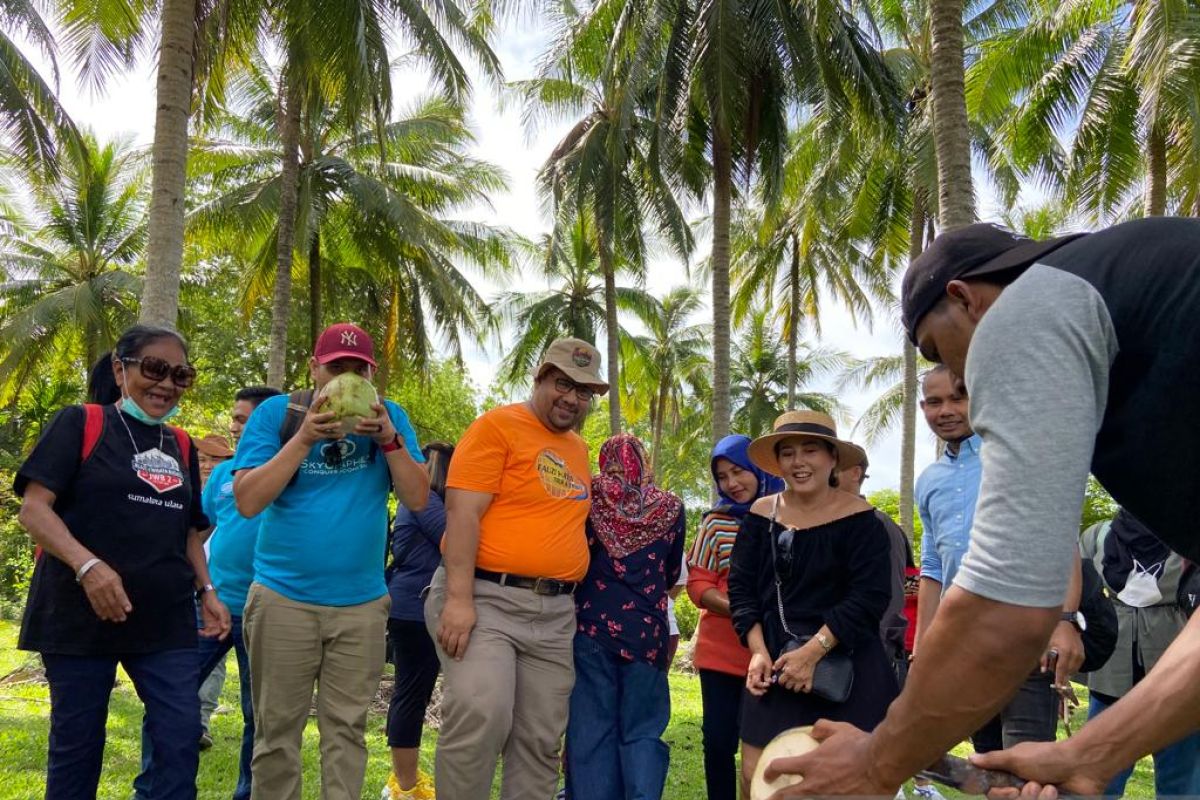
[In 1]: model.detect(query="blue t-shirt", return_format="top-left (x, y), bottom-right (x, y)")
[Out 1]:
top-left (232, 394), bottom-right (424, 606)
top-left (203, 459), bottom-right (261, 614)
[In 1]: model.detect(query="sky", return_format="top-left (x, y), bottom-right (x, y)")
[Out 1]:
top-left (17, 17), bottom-right (1040, 493)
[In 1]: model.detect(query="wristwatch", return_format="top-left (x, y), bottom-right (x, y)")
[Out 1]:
top-left (1061, 610), bottom-right (1087, 633)
top-left (380, 433), bottom-right (404, 454)
top-left (197, 583), bottom-right (216, 598)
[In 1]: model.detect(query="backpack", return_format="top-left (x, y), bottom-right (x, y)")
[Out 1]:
top-left (276, 388), bottom-right (376, 486)
top-left (33, 404), bottom-right (193, 561)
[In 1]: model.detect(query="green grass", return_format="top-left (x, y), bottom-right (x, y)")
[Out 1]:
top-left (0, 620), bottom-right (1156, 799)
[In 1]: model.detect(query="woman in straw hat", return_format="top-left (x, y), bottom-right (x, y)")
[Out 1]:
top-left (728, 411), bottom-right (899, 785)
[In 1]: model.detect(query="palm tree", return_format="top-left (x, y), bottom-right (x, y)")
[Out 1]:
top-left (0, 133), bottom-right (147, 401)
top-left (521, 5), bottom-right (694, 434)
top-left (967, 0), bottom-right (1200, 219)
top-left (730, 308), bottom-right (847, 439)
top-left (620, 286), bottom-right (710, 468)
top-left (625, 0), bottom-right (898, 443)
top-left (929, 0), bottom-right (976, 229)
top-left (495, 216), bottom-right (655, 389)
top-left (189, 79), bottom-right (517, 390)
top-left (0, 1), bottom-right (81, 175)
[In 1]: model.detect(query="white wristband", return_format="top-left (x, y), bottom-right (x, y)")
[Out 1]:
top-left (75, 558), bottom-right (102, 584)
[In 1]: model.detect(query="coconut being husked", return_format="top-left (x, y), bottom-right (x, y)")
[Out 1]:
top-left (320, 372), bottom-right (379, 434)
top-left (750, 726), bottom-right (819, 800)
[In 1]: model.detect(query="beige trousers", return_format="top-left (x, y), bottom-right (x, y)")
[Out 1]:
top-left (243, 582), bottom-right (389, 800)
top-left (424, 567), bottom-right (576, 800)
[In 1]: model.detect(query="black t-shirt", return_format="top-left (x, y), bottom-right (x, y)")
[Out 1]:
top-left (16, 405), bottom-right (209, 655)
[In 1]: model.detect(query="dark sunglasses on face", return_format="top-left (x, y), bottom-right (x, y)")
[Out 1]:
top-left (122, 356), bottom-right (197, 388)
top-left (553, 377), bottom-right (594, 402)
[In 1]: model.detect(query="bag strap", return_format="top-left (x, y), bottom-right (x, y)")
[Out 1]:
top-left (280, 389), bottom-right (315, 486)
top-left (81, 403), bottom-right (106, 463)
top-left (767, 495), bottom-right (798, 640)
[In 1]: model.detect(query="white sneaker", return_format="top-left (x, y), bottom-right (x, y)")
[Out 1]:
top-left (913, 784), bottom-right (946, 800)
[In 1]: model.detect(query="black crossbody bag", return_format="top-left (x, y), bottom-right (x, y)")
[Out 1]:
top-left (768, 496), bottom-right (855, 703)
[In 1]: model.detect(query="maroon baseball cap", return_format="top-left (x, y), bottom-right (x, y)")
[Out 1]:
top-left (314, 323), bottom-right (377, 367)
top-left (901, 223), bottom-right (1088, 343)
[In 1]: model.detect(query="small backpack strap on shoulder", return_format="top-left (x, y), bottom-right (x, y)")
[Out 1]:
top-left (80, 404), bottom-right (106, 463)
top-left (280, 389), bottom-right (315, 487)
top-left (168, 427), bottom-right (191, 468)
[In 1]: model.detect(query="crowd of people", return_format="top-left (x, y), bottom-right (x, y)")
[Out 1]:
top-left (13, 215), bottom-right (1200, 800)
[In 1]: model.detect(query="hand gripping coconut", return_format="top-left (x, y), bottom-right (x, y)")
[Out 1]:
top-left (319, 372), bottom-right (379, 435)
top-left (750, 726), bottom-right (819, 800)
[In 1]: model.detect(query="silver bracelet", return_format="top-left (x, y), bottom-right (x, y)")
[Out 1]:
top-left (75, 558), bottom-right (102, 584)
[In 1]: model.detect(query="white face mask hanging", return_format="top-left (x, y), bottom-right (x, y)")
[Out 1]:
top-left (1117, 559), bottom-right (1164, 607)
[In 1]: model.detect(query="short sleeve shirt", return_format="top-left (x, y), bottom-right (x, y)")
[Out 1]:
top-left (203, 459), bottom-right (260, 614)
top-left (16, 405), bottom-right (208, 655)
top-left (232, 395), bottom-right (423, 606)
top-left (447, 404), bottom-right (592, 582)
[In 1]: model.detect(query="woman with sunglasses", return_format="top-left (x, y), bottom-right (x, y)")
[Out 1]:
top-left (728, 411), bottom-right (898, 789)
top-left (15, 324), bottom-right (230, 800)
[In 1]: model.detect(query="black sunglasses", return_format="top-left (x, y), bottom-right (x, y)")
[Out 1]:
top-left (122, 356), bottom-right (197, 388)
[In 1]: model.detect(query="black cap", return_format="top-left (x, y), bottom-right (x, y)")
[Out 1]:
top-left (900, 223), bottom-right (1087, 343)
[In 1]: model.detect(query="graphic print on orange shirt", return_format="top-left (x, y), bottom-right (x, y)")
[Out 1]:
top-left (536, 449), bottom-right (588, 500)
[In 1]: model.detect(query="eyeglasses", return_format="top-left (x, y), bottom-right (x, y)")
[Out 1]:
top-left (553, 377), bottom-right (594, 402)
top-left (121, 356), bottom-right (197, 388)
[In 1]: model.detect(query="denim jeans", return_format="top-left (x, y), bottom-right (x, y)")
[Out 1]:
top-left (42, 648), bottom-right (199, 800)
top-left (135, 616), bottom-right (253, 800)
top-left (565, 634), bottom-right (670, 800)
top-left (971, 670), bottom-right (1057, 753)
top-left (1089, 692), bottom-right (1200, 796)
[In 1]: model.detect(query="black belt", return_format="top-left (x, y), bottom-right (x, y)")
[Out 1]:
top-left (474, 568), bottom-right (578, 596)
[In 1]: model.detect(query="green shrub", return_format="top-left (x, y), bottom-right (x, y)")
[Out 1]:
top-left (674, 592), bottom-right (699, 641)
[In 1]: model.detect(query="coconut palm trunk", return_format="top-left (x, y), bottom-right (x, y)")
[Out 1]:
top-left (899, 193), bottom-right (928, 537)
top-left (267, 80), bottom-right (303, 388)
top-left (651, 373), bottom-right (670, 471)
top-left (139, 0), bottom-right (197, 327)
top-left (710, 126), bottom-right (734, 442)
top-left (1145, 122), bottom-right (1167, 216)
top-left (929, 0), bottom-right (975, 230)
top-left (378, 280), bottom-right (401, 392)
top-left (786, 234), bottom-right (800, 408)
top-left (599, 239), bottom-right (621, 433)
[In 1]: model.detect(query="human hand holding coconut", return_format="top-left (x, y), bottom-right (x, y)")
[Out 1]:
top-left (352, 402), bottom-right (399, 446)
top-left (761, 720), bottom-right (894, 798)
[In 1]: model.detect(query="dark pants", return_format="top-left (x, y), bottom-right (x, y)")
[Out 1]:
top-left (42, 648), bottom-right (200, 800)
top-left (386, 618), bottom-right (440, 749)
top-left (971, 670), bottom-right (1057, 753)
top-left (136, 616), bottom-right (253, 800)
top-left (1089, 693), bottom-right (1200, 795)
top-left (698, 669), bottom-right (744, 800)
top-left (565, 634), bottom-right (671, 800)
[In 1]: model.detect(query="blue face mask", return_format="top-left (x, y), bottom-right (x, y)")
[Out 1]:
top-left (120, 373), bottom-right (180, 425)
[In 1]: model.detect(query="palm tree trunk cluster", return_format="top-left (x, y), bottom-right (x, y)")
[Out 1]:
top-left (267, 80), bottom-right (303, 389)
top-left (930, 0), bottom-right (975, 231)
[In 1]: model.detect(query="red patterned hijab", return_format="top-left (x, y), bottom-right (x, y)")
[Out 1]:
top-left (590, 434), bottom-right (683, 559)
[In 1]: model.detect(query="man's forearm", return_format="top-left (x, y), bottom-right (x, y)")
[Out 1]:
top-left (386, 448), bottom-right (429, 510)
top-left (442, 512), bottom-right (482, 602)
top-left (866, 587), bottom-right (1058, 787)
top-left (233, 436), bottom-right (311, 516)
top-left (913, 577), bottom-right (942, 653)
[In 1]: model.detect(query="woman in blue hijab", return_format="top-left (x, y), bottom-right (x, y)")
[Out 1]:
top-left (685, 435), bottom-right (783, 800)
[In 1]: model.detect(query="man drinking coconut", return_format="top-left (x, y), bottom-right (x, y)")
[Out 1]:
top-left (768, 217), bottom-right (1200, 799)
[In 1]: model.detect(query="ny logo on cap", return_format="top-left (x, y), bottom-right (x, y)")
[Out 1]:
top-left (341, 330), bottom-right (358, 347)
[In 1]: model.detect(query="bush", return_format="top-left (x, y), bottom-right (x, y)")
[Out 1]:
top-left (674, 592), bottom-right (699, 641)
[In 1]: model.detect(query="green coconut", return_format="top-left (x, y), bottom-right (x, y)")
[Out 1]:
top-left (320, 372), bottom-right (378, 434)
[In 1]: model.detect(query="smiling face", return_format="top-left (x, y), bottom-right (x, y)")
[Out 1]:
top-left (112, 336), bottom-right (190, 419)
top-left (529, 367), bottom-right (591, 433)
top-left (775, 436), bottom-right (837, 495)
top-left (920, 368), bottom-right (973, 443)
top-left (713, 457), bottom-right (759, 505)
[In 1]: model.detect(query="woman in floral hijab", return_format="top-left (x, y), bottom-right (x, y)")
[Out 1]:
top-left (564, 434), bottom-right (685, 800)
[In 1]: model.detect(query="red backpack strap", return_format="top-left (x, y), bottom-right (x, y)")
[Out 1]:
top-left (80, 403), bottom-right (105, 463)
top-left (169, 426), bottom-right (191, 469)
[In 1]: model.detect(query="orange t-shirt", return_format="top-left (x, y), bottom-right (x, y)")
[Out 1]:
top-left (446, 403), bottom-right (591, 582)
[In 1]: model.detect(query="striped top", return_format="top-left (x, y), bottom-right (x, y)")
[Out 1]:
top-left (686, 509), bottom-right (752, 676)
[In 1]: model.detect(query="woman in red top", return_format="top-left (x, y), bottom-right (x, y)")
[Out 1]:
top-left (686, 435), bottom-right (783, 800)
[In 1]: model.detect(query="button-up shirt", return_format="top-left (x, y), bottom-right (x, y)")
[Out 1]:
top-left (917, 434), bottom-right (982, 593)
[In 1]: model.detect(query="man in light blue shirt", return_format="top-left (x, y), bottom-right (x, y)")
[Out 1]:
top-left (233, 323), bottom-right (429, 799)
top-left (913, 365), bottom-right (1070, 757)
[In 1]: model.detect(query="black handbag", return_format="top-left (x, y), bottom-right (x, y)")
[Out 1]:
top-left (769, 497), bottom-right (855, 703)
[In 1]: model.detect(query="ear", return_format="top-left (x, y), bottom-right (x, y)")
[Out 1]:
top-left (945, 279), bottom-right (995, 323)
top-left (308, 356), bottom-right (320, 383)
top-left (111, 357), bottom-right (126, 391)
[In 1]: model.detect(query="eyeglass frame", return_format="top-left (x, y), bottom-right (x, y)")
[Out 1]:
top-left (120, 356), bottom-right (198, 389)
top-left (552, 376), bottom-right (595, 402)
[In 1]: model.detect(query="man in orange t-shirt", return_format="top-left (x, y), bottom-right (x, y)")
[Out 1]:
top-left (424, 337), bottom-right (607, 800)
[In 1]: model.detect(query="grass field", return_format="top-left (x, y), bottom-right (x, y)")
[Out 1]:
top-left (0, 620), bottom-right (1155, 799)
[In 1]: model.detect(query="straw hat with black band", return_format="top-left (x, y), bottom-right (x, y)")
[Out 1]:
top-left (747, 411), bottom-right (861, 478)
